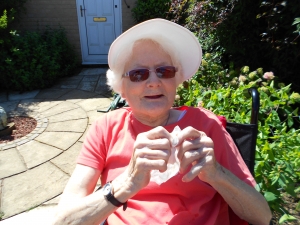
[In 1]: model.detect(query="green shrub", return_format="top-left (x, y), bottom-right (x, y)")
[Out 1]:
top-left (0, 27), bottom-right (78, 91)
top-left (175, 53), bottom-right (300, 223)
top-left (132, 0), bottom-right (171, 23)
top-left (165, 0), bottom-right (189, 25)
top-left (215, 0), bottom-right (300, 92)
top-left (0, 0), bottom-right (27, 34)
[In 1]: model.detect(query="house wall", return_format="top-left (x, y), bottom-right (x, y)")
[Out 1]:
top-left (16, 0), bottom-right (81, 60)
top-left (121, 0), bottom-right (137, 31)
top-left (16, 0), bottom-right (137, 64)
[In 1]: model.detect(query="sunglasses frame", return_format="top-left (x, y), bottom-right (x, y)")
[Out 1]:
top-left (123, 66), bottom-right (177, 82)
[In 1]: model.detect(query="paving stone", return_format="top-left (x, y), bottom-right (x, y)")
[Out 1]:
top-left (78, 125), bottom-right (91, 142)
top-left (60, 84), bottom-right (78, 89)
top-left (77, 81), bottom-right (97, 92)
top-left (35, 89), bottom-right (71, 99)
top-left (87, 110), bottom-right (104, 125)
top-left (57, 89), bottom-right (99, 103)
top-left (82, 75), bottom-right (99, 82)
top-left (0, 204), bottom-right (57, 225)
top-left (0, 92), bottom-right (8, 103)
top-left (1, 162), bottom-right (69, 219)
top-left (16, 99), bottom-right (44, 114)
top-left (47, 107), bottom-right (87, 123)
top-left (0, 148), bottom-right (27, 179)
top-left (77, 96), bottom-right (111, 112)
top-left (55, 76), bottom-right (82, 88)
top-left (20, 100), bottom-right (62, 114)
top-left (7, 110), bottom-right (39, 118)
top-left (2, 144), bottom-right (16, 150)
top-left (40, 101), bottom-right (79, 117)
top-left (17, 140), bottom-right (63, 169)
top-left (43, 195), bottom-right (61, 205)
top-left (51, 142), bottom-right (82, 175)
top-left (56, 82), bottom-right (81, 89)
top-left (8, 90), bottom-right (40, 101)
top-left (0, 179), bottom-right (2, 208)
top-left (35, 132), bottom-right (82, 150)
top-left (61, 76), bottom-right (83, 82)
top-left (0, 101), bottom-right (19, 113)
top-left (95, 75), bottom-right (110, 95)
top-left (46, 118), bottom-right (88, 133)
top-left (78, 68), bottom-right (107, 76)
top-left (98, 67), bottom-right (109, 75)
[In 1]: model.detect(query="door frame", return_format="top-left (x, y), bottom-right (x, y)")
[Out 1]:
top-left (76, 0), bottom-right (122, 64)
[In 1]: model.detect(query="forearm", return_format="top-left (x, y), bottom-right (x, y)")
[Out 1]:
top-left (53, 190), bottom-right (117, 225)
top-left (53, 173), bottom-right (137, 225)
top-left (209, 164), bottom-right (272, 225)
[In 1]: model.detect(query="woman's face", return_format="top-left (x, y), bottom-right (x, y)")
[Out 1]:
top-left (121, 40), bottom-right (177, 119)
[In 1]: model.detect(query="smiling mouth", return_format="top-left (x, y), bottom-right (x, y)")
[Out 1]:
top-left (145, 95), bottom-right (164, 99)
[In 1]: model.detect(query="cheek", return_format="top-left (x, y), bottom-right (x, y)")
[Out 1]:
top-left (120, 80), bottom-right (127, 99)
top-left (121, 80), bottom-right (141, 99)
top-left (167, 80), bottom-right (178, 93)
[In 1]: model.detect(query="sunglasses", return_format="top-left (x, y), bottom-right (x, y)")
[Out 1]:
top-left (123, 66), bottom-right (177, 82)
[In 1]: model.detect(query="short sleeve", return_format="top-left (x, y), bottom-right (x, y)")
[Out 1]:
top-left (77, 115), bottom-right (108, 172)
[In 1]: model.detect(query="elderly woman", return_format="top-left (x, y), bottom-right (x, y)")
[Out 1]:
top-left (54, 19), bottom-right (271, 225)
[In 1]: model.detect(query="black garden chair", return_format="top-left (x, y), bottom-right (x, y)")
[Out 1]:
top-left (225, 87), bottom-right (259, 176)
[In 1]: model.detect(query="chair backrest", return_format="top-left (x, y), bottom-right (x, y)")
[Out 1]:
top-left (225, 88), bottom-right (260, 175)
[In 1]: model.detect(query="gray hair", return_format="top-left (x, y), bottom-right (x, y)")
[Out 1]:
top-left (106, 36), bottom-right (184, 95)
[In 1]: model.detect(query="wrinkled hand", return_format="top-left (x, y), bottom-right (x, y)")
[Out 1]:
top-left (176, 126), bottom-right (217, 183)
top-left (123, 126), bottom-right (173, 193)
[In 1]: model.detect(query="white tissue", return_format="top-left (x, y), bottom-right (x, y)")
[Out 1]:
top-left (150, 126), bottom-right (181, 185)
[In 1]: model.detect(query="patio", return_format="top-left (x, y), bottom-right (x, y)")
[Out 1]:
top-left (0, 67), bottom-right (112, 224)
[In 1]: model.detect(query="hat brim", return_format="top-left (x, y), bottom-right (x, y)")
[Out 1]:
top-left (108, 19), bottom-right (202, 81)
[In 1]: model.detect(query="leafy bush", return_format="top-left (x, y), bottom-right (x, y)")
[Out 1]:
top-left (132, 0), bottom-right (171, 23)
top-left (165, 0), bottom-right (189, 25)
top-left (214, 0), bottom-right (300, 92)
top-left (0, 27), bottom-right (78, 91)
top-left (0, 0), bottom-right (78, 91)
top-left (0, 0), bottom-right (27, 36)
top-left (175, 52), bottom-right (300, 224)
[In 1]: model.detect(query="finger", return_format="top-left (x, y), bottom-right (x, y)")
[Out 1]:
top-left (177, 126), bottom-right (207, 144)
top-left (179, 148), bottom-right (205, 174)
top-left (144, 126), bottom-right (173, 141)
top-left (177, 136), bottom-right (213, 162)
top-left (135, 157), bottom-right (168, 172)
top-left (135, 148), bottom-right (170, 161)
top-left (182, 153), bottom-right (214, 182)
top-left (134, 137), bottom-right (171, 150)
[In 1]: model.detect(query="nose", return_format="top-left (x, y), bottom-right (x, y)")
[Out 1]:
top-left (146, 70), bottom-right (161, 87)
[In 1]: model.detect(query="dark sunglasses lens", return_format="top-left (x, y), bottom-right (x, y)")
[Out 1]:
top-left (128, 69), bottom-right (149, 82)
top-left (156, 66), bottom-right (176, 78)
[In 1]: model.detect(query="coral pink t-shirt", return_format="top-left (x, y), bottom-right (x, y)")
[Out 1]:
top-left (77, 106), bottom-right (255, 225)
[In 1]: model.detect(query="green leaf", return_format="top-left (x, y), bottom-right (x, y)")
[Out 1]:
top-left (264, 192), bottom-right (278, 202)
top-left (255, 184), bottom-right (261, 192)
top-left (292, 17), bottom-right (300, 25)
top-left (296, 200), bottom-right (300, 212)
top-left (279, 214), bottom-right (297, 224)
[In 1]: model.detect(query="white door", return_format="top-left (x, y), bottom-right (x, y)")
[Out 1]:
top-left (76, 0), bottom-right (122, 64)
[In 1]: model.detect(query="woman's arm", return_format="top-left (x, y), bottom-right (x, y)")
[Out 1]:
top-left (53, 164), bottom-right (120, 225)
top-left (208, 164), bottom-right (272, 225)
top-left (53, 126), bottom-right (174, 225)
top-left (177, 126), bottom-right (272, 225)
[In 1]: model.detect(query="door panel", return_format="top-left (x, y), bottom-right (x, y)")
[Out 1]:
top-left (85, 0), bottom-right (115, 55)
top-left (76, 0), bottom-right (122, 64)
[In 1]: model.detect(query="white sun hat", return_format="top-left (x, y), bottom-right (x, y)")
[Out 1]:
top-left (108, 18), bottom-right (202, 82)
